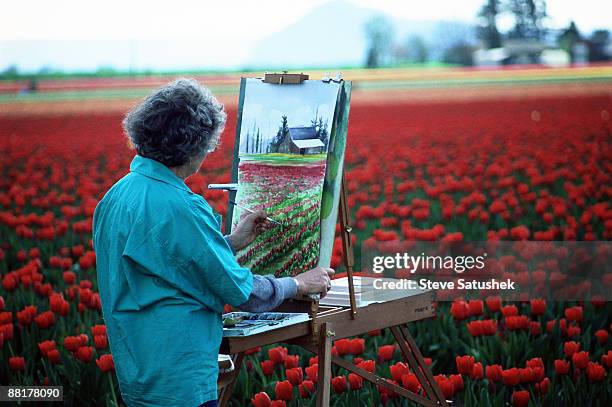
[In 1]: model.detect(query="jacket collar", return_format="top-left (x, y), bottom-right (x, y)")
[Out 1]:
top-left (129, 155), bottom-right (192, 193)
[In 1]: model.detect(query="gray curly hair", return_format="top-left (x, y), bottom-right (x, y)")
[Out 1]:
top-left (123, 78), bottom-right (226, 167)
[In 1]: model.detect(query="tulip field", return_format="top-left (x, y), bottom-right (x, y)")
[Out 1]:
top-left (1, 67), bottom-right (611, 406)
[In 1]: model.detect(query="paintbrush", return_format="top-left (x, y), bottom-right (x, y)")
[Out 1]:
top-left (229, 200), bottom-right (283, 226)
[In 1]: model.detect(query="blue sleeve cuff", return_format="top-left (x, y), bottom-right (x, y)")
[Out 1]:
top-left (236, 275), bottom-right (297, 312)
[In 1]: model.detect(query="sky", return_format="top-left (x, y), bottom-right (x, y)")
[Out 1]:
top-left (1, 0), bottom-right (610, 72)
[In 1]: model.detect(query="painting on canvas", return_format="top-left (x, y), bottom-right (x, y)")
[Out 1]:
top-left (230, 78), bottom-right (350, 277)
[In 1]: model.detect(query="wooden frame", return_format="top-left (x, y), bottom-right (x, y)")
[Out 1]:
top-left (218, 73), bottom-right (447, 406)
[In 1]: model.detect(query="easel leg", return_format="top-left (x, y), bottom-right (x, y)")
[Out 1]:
top-left (218, 352), bottom-right (245, 407)
top-left (390, 326), bottom-right (448, 406)
top-left (316, 322), bottom-right (334, 407)
top-left (399, 325), bottom-right (448, 405)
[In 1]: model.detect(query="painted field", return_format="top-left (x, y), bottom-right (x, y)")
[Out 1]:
top-left (233, 155), bottom-right (327, 277)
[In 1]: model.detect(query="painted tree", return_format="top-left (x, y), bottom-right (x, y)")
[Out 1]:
top-left (271, 115), bottom-right (289, 150)
top-left (317, 117), bottom-right (329, 149)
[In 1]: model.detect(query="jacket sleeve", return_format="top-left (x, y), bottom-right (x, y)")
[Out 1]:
top-left (237, 275), bottom-right (297, 312)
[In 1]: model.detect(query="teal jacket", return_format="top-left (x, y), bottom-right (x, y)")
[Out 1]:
top-left (93, 155), bottom-right (254, 406)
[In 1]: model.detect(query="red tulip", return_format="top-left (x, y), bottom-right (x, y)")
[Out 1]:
top-left (563, 341), bottom-right (580, 357)
top-left (261, 360), bottom-right (275, 376)
top-left (34, 311), bottom-right (55, 329)
top-left (485, 296), bottom-right (502, 312)
top-left (529, 321), bottom-right (541, 335)
top-left (38, 340), bottom-right (56, 357)
top-left (501, 305), bottom-right (518, 317)
top-left (566, 325), bottom-right (581, 338)
top-left (270, 401), bottom-right (286, 407)
top-left (553, 359), bottom-right (569, 375)
top-left (16, 305), bottom-right (37, 326)
top-left (502, 368), bottom-right (520, 386)
top-left (251, 391), bottom-right (272, 407)
top-left (510, 225), bottom-right (530, 240)
top-left (298, 380), bottom-right (314, 398)
top-left (0, 311), bottom-right (11, 324)
top-left (357, 359), bottom-right (375, 373)
top-left (586, 362), bottom-right (606, 382)
top-left (401, 373), bottom-right (420, 393)
top-left (283, 355), bottom-right (299, 369)
top-left (536, 377), bottom-right (550, 394)
top-left (434, 375), bottom-right (454, 399)
top-left (505, 315), bottom-right (529, 331)
top-left (601, 350), bottom-right (612, 369)
top-left (512, 390), bottom-right (529, 407)
top-left (348, 373), bottom-right (363, 390)
top-left (63, 271), bottom-right (76, 285)
top-left (285, 367), bottom-right (303, 385)
top-left (594, 329), bottom-right (608, 344)
top-left (334, 338), bottom-right (351, 356)
top-left (389, 362), bottom-right (410, 381)
top-left (486, 364), bottom-right (503, 382)
top-left (349, 338), bottom-right (365, 355)
top-left (94, 335), bottom-right (108, 349)
top-left (78, 333), bottom-right (89, 345)
top-left (49, 293), bottom-right (70, 316)
top-left (0, 323), bottom-right (14, 341)
top-left (572, 351), bottom-right (589, 369)
top-left (91, 324), bottom-right (107, 336)
top-left (96, 354), bottom-right (115, 372)
top-left (564, 306), bottom-right (583, 323)
top-left (9, 356), bottom-right (25, 371)
top-left (450, 300), bottom-right (470, 320)
top-left (274, 380), bottom-right (293, 401)
top-left (268, 346), bottom-right (288, 364)
top-left (64, 336), bottom-right (81, 352)
top-left (377, 345), bottom-right (396, 362)
top-left (526, 358), bottom-right (544, 370)
top-left (470, 362), bottom-right (484, 379)
top-left (331, 376), bottom-right (347, 393)
top-left (76, 346), bottom-right (94, 363)
top-left (456, 355), bottom-right (475, 375)
top-left (467, 300), bottom-right (483, 316)
top-left (305, 364), bottom-right (318, 382)
top-left (449, 374), bottom-right (464, 391)
top-left (47, 349), bottom-right (61, 364)
top-left (530, 299), bottom-right (546, 316)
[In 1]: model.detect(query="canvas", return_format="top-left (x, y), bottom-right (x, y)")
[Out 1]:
top-left (229, 78), bottom-right (351, 277)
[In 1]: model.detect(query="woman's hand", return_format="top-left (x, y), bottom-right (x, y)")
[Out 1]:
top-left (293, 267), bottom-right (335, 298)
top-left (226, 210), bottom-right (268, 252)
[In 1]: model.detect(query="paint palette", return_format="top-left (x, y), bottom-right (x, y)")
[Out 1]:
top-left (222, 311), bottom-right (310, 337)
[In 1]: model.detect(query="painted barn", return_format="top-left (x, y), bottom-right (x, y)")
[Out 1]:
top-left (277, 126), bottom-right (325, 155)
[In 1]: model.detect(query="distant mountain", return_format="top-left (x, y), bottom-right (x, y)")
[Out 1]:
top-left (243, 0), bottom-right (477, 69)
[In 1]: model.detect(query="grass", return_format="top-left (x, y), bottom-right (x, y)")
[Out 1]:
top-left (239, 153), bottom-right (327, 165)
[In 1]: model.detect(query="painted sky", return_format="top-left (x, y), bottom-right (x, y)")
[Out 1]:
top-left (239, 79), bottom-right (340, 154)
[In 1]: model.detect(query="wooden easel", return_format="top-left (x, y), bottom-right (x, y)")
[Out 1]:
top-left (218, 73), bottom-right (448, 407)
